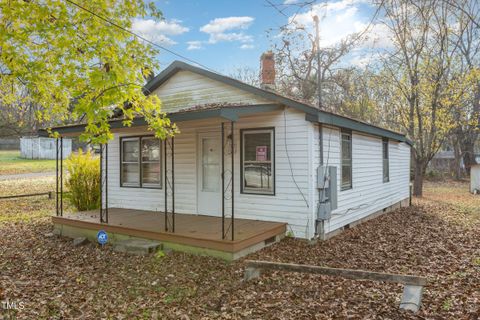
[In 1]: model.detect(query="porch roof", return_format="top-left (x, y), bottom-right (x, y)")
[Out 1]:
top-left (38, 103), bottom-right (283, 137)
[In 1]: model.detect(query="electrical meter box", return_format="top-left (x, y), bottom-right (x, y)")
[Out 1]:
top-left (317, 166), bottom-right (337, 220)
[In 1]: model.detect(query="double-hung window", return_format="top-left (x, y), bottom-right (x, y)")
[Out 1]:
top-left (382, 138), bottom-right (389, 182)
top-left (341, 130), bottom-right (352, 190)
top-left (121, 136), bottom-right (161, 188)
top-left (241, 128), bottom-right (275, 195)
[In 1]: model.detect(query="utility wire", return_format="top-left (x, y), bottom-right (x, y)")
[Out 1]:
top-left (64, 0), bottom-right (217, 73)
top-left (283, 109), bottom-right (309, 208)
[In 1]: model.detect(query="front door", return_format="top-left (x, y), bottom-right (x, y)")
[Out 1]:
top-left (197, 133), bottom-right (221, 216)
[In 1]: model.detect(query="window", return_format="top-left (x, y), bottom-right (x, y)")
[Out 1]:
top-left (121, 138), bottom-right (140, 186)
top-left (241, 128), bottom-right (275, 195)
top-left (382, 138), bottom-right (389, 182)
top-left (121, 136), bottom-right (161, 188)
top-left (341, 130), bottom-right (352, 190)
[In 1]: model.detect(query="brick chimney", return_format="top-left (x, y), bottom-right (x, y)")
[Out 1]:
top-left (260, 51), bottom-right (275, 90)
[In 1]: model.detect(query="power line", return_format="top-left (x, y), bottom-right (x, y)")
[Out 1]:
top-left (64, 0), bottom-right (218, 73)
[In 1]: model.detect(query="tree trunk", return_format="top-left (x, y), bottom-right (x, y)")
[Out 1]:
top-left (462, 134), bottom-right (478, 176)
top-left (413, 158), bottom-right (425, 197)
top-left (452, 137), bottom-right (462, 180)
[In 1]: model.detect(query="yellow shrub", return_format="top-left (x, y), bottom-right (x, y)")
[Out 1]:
top-left (65, 149), bottom-right (100, 211)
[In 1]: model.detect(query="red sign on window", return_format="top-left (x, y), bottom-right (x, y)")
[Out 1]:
top-left (256, 146), bottom-right (267, 161)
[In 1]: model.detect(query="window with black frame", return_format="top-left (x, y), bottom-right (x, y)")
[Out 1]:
top-left (341, 130), bottom-right (352, 190)
top-left (382, 138), bottom-right (389, 182)
top-left (121, 136), bottom-right (161, 188)
top-left (241, 128), bottom-right (274, 195)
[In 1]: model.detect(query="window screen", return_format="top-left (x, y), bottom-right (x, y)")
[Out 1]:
top-left (141, 137), bottom-right (161, 187)
top-left (382, 138), bottom-right (389, 182)
top-left (241, 128), bottom-right (274, 195)
top-left (121, 138), bottom-right (140, 186)
top-left (341, 130), bottom-right (352, 190)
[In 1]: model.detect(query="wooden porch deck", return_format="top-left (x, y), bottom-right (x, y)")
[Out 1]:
top-left (52, 208), bottom-right (286, 256)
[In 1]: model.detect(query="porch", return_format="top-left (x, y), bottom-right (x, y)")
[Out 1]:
top-left (50, 104), bottom-right (288, 259)
top-left (53, 208), bottom-right (286, 260)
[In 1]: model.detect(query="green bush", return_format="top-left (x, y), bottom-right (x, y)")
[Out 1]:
top-left (65, 149), bottom-right (100, 211)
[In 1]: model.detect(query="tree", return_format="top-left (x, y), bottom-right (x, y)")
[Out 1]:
top-left (0, 87), bottom-right (45, 138)
top-left (0, 0), bottom-right (175, 144)
top-left (449, 0), bottom-right (480, 176)
top-left (376, 0), bottom-right (478, 195)
top-left (267, 1), bottom-right (362, 108)
top-left (229, 66), bottom-right (260, 87)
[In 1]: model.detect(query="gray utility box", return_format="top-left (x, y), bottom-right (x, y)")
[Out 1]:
top-left (317, 166), bottom-right (337, 220)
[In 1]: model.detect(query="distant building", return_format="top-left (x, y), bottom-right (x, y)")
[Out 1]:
top-left (20, 136), bottom-right (72, 159)
top-left (430, 148), bottom-right (480, 174)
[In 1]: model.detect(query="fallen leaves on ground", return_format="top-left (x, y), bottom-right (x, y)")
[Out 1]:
top-left (0, 180), bottom-right (479, 319)
top-left (0, 177), bottom-right (58, 223)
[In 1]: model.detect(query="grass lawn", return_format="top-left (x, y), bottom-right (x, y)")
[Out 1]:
top-left (0, 179), bottom-right (479, 319)
top-left (0, 150), bottom-right (56, 175)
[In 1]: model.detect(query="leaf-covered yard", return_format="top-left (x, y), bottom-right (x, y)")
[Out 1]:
top-left (0, 178), bottom-right (479, 319)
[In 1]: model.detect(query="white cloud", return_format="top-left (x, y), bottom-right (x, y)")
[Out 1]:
top-left (187, 41), bottom-right (203, 50)
top-left (208, 32), bottom-right (253, 44)
top-left (200, 16), bottom-right (253, 33)
top-left (240, 44), bottom-right (254, 50)
top-left (283, 0), bottom-right (300, 4)
top-left (200, 16), bottom-right (254, 44)
top-left (350, 51), bottom-right (388, 68)
top-left (286, 0), bottom-right (380, 49)
top-left (132, 18), bottom-right (189, 45)
top-left (361, 23), bottom-right (393, 49)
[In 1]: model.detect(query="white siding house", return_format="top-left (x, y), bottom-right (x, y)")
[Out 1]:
top-left (46, 60), bottom-right (411, 242)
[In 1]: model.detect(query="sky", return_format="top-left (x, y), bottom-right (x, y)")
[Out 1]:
top-left (131, 0), bottom-right (384, 75)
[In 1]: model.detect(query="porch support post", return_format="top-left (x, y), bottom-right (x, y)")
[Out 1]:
top-left (171, 137), bottom-right (175, 232)
top-left (106, 143), bottom-right (108, 223)
top-left (100, 144), bottom-right (109, 224)
top-left (55, 138), bottom-right (59, 216)
top-left (164, 138), bottom-right (168, 231)
top-left (99, 143), bottom-right (103, 222)
top-left (60, 137), bottom-right (63, 217)
top-left (221, 122), bottom-right (225, 238)
top-left (231, 121), bottom-right (235, 241)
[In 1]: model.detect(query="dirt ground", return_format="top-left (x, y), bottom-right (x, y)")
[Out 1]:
top-left (0, 178), bottom-right (479, 319)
